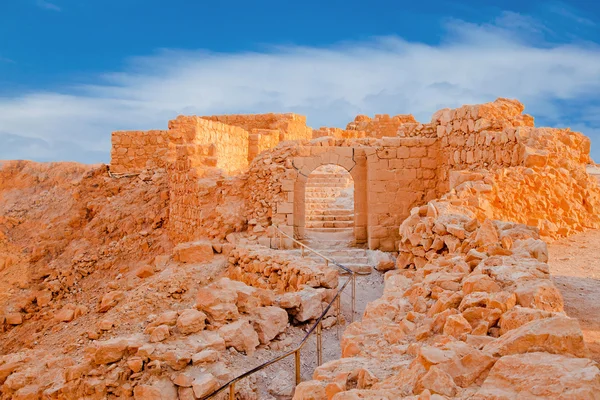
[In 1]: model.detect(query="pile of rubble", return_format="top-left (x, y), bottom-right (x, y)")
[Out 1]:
top-left (294, 172), bottom-right (600, 399)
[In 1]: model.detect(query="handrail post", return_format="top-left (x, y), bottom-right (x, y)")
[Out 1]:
top-left (229, 383), bottom-right (235, 400)
top-left (301, 245), bottom-right (305, 258)
top-left (316, 321), bottom-right (323, 366)
top-left (336, 294), bottom-right (341, 339)
top-left (351, 273), bottom-right (356, 323)
top-left (295, 349), bottom-right (301, 385)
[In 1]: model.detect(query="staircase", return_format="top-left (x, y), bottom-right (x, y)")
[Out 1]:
top-left (305, 171), bottom-right (354, 233)
top-left (301, 166), bottom-right (372, 274)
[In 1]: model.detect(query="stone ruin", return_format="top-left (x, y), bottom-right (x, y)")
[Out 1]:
top-left (0, 98), bottom-right (599, 399)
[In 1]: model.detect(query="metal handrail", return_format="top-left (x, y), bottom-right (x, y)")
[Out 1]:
top-left (201, 225), bottom-right (357, 399)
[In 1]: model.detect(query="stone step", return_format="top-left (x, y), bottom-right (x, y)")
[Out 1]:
top-left (304, 227), bottom-right (355, 233)
top-left (306, 215), bottom-right (354, 222)
top-left (305, 192), bottom-right (349, 199)
top-left (306, 207), bottom-right (354, 214)
top-left (306, 221), bottom-right (354, 229)
top-left (306, 182), bottom-right (351, 187)
top-left (308, 173), bottom-right (350, 179)
top-left (288, 254), bottom-right (369, 265)
top-left (305, 187), bottom-right (348, 193)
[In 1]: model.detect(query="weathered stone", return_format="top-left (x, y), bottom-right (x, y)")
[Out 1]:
top-left (475, 352), bottom-right (600, 399)
top-left (176, 309), bottom-right (206, 335)
top-left (173, 241), bottom-right (214, 263)
top-left (218, 319), bottom-right (260, 355)
top-left (251, 306), bottom-right (288, 344)
top-left (483, 316), bottom-right (589, 358)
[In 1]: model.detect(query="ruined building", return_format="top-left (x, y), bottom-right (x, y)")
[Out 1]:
top-left (0, 98), bottom-right (598, 399)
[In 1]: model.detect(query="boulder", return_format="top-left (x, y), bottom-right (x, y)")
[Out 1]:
top-left (483, 316), bottom-right (589, 358)
top-left (417, 365), bottom-right (458, 397)
top-left (149, 325), bottom-right (170, 343)
top-left (443, 314), bottom-right (472, 340)
top-left (462, 274), bottom-right (501, 295)
top-left (218, 319), bottom-right (260, 355)
top-left (292, 380), bottom-right (327, 400)
top-left (196, 286), bottom-right (239, 324)
top-left (176, 309), bottom-right (206, 335)
top-left (135, 264), bottom-right (155, 278)
top-left (498, 306), bottom-right (555, 335)
top-left (173, 241), bottom-right (214, 264)
top-left (191, 373), bottom-right (219, 399)
top-left (474, 352), bottom-right (600, 399)
top-left (98, 291), bottom-right (124, 313)
top-left (94, 338), bottom-right (128, 364)
top-left (192, 349), bottom-right (220, 365)
top-left (251, 306), bottom-right (288, 344)
top-left (514, 279), bottom-right (564, 312)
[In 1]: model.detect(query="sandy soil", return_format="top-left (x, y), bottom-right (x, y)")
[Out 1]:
top-left (547, 229), bottom-right (600, 362)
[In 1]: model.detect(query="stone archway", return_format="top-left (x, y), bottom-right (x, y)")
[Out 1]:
top-left (291, 147), bottom-right (368, 244)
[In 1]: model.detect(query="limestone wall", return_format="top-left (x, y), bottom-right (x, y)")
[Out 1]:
top-left (248, 129), bottom-right (280, 162)
top-left (365, 137), bottom-right (440, 250)
top-left (243, 136), bottom-right (442, 251)
top-left (312, 127), bottom-right (367, 139)
top-left (168, 116), bottom-right (249, 175)
top-left (201, 113), bottom-right (313, 141)
top-left (110, 130), bottom-right (168, 173)
top-left (346, 114), bottom-right (418, 138)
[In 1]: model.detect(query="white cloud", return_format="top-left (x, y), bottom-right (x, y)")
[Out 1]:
top-left (1, 12), bottom-right (600, 163)
top-left (36, 0), bottom-right (61, 11)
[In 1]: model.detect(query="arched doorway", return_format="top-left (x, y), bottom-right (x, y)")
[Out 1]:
top-left (304, 165), bottom-right (354, 244)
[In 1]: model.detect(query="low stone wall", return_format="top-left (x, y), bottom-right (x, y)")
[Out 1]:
top-left (110, 130), bottom-right (168, 173)
top-left (228, 246), bottom-right (339, 293)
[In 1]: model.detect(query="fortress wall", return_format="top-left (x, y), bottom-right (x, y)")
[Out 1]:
top-left (110, 130), bottom-right (169, 174)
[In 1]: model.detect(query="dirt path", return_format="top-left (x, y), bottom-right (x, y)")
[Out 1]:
top-left (547, 229), bottom-right (600, 362)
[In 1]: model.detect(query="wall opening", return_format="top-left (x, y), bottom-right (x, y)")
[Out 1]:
top-left (304, 164), bottom-right (355, 243)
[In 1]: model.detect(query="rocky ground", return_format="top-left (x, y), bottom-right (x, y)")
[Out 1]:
top-left (548, 229), bottom-right (600, 363)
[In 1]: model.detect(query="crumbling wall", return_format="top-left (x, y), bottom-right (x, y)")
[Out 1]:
top-left (166, 116), bottom-right (250, 243)
top-left (346, 114), bottom-right (418, 138)
top-left (168, 116), bottom-right (249, 175)
top-left (110, 130), bottom-right (169, 173)
top-left (312, 127), bottom-right (367, 139)
top-left (202, 113), bottom-right (312, 141)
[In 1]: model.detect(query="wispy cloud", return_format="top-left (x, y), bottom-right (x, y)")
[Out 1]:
top-left (545, 1), bottom-right (596, 26)
top-left (1, 11), bottom-right (599, 163)
top-left (36, 0), bottom-right (61, 12)
top-left (0, 56), bottom-right (15, 64)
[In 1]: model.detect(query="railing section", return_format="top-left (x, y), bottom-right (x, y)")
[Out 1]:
top-left (201, 225), bottom-right (357, 399)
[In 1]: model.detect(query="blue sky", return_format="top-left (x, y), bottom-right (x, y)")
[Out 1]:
top-left (1, 0), bottom-right (599, 162)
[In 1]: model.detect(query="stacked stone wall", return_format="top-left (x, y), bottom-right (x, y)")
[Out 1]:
top-left (110, 130), bottom-right (168, 173)
top-left (346, 114), bottom-right (418, 138)
top-left (365, 137), bottom-right (441, 251)
top-left (312, 127), bottom-right (367, 139)
top-left (248, 129), bottom-right (280, 162)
